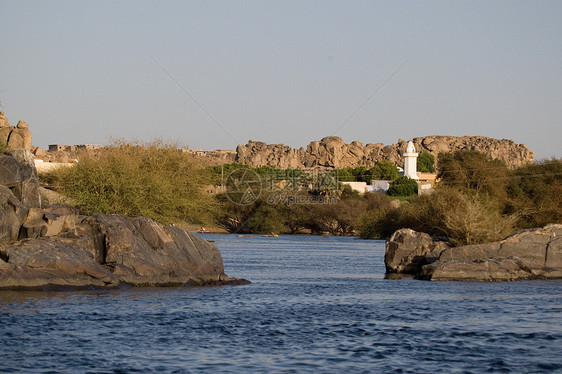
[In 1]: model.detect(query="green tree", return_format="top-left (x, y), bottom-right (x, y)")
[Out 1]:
top-left (371, 160), bottom-right (399, 181)
top-left (417, 152), bottom-right (435, 173)
top-left (246, 205), bottom-right (286, 234)
top-left (387, 176), bottom-right (418, 196)
top-left (337, 167), bottom-right (355, 182)
top-left (437, 150), bottom-right (508, 199)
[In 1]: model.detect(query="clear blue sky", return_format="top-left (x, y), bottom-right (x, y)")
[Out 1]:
top-left (1, 0), bottom-right (560, 159)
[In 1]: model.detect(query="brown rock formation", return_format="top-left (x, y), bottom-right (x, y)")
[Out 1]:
top-left (0, 111), bottom-right (10, 128)
top-left (0, 111), bottom-right (33, 152)
top-left (385, 225), bottom-right (562, 281)
top-left (235, 135), bottom-right (534, 169)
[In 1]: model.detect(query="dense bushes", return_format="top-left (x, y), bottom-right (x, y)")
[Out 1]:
top-left (387, 176), bottom-right (418, 196)
top-left (337, 161), bottom-right (399, 182)
top-left (506, 158), bottom-right (562, 228)
top-left (42, 140), bottom-right (218, 225)
top-left (218, 190), bottom-right (394, 236)
top-left (360, 151), bottom-right (562, 245)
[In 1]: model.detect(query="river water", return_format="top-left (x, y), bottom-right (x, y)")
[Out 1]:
top-left (1, 234), bottom-right (561, 373)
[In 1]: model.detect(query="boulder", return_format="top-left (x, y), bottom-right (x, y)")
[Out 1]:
top-left (0, 113), bottom-right (33, 151)
top-left (33, 146), bottom-right (47, 158)
top-left (6, 132), bottom-right (24, 149)
top-left (81, 214), bottom-right (229, 286)
top-left (0, 111), bottom-right (10, 128)
top-left (385, 224), bottom-right (562, 281)
top-left (385, 228), bottom-right (448, 274)
top-left (0, 127), bottom-right (11, 145)
top-left (10, 128), bottom-right (32, 150)
top-left (16, 120), bottom-right (29, 130)
top-left (1, 151), bottom-right (41, 208)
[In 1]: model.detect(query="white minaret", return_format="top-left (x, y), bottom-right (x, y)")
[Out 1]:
top-left (403, 141), bottom-right (419, 179)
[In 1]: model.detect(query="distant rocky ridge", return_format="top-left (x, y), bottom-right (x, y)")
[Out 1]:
top-left (234, 135), bottom-right (534, 169)
top-left (1, 110), bottom-right (535, 169)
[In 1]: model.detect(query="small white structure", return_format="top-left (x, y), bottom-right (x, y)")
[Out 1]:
top-left (370, 180), bottom-right (391, 193)
top-left (403, 141), bottom-right (419, 180)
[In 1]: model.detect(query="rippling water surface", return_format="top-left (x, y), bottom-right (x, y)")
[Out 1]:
top-left (1, 235), bottom-right (562, 373)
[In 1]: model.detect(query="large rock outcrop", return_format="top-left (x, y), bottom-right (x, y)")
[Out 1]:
top-left (385, 225), bottom-right (562, 281)
top-left (0, 213), bottom-right (239, 289)
top-left (234, 135), bottom-right (534, 169)
top-left (0, 151), bottom-right (246, 290)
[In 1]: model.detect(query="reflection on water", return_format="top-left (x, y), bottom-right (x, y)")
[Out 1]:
top-left (1, 234), bottom-right (561, 373)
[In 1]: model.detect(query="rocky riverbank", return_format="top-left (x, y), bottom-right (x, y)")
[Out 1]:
top-left (385, 226), bottom-right (562, 281)
top-left (0, 150), bottom-right (248, 290)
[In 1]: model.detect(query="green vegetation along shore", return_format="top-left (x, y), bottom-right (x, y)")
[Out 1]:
top-left (41, 141), bottom-right (561, 246)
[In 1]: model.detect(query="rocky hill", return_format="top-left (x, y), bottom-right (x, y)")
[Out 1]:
top-left (1, 109), bottom-right (535, 169)
top-left (235, 135), bottom-right (534, 169)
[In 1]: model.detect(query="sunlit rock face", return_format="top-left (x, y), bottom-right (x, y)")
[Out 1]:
top-left (235, 135), bottom-right (534, 169)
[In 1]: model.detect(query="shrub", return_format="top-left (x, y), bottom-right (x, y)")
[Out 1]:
top-left (43, 140), bottom-right (218, 225)
top-left (359, 208), bottom-right (401, 239)
top-left (340, 184), bottom-right (361, 199)
top-left (387, 176), bottom-right (418, 196)
top-left (506, 158), bottom-right (562, 228)
top-left (246, 204), bottom-right (287, 234)
top-left (401, 188), bottom-right (516, 245)
top-left (311, 199), bottom-right (367, 235)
